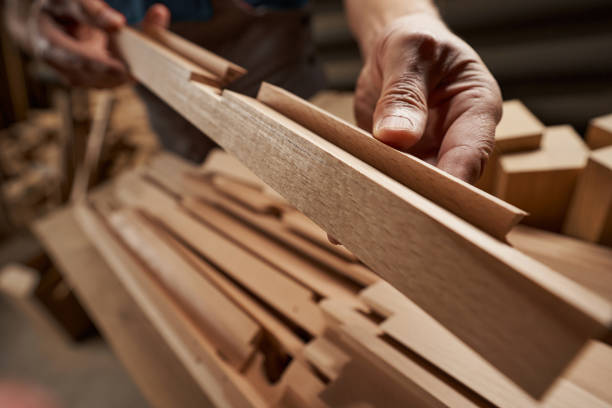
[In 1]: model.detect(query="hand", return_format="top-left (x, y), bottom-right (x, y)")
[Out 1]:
top-left (28, 1), bottom-right (171, 88)
top-left (354, 13), bottom-right (502, 183)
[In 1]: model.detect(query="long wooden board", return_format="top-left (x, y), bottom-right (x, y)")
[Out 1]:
top-left (115, 27), bottom-right (612, 396)
top-left (257, 82), bottom-right (525, 240)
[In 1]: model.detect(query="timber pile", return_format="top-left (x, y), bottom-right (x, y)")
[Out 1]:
top-left (73, 150), bottom-right (612, 408)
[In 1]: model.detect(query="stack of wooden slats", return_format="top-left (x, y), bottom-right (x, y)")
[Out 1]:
top-left (51, 25), bottom-right (612, 407)
top-left (70, 149), bottom-right (612, 407)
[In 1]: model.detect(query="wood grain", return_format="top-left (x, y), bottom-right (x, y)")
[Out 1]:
top-left (257, 82), bottom-right (525, 240)
top-left (563, 146), bottom-right (612, 246)
top-left (116, 28), bottom-right (612, 396)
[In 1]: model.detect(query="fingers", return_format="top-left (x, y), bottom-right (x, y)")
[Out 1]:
top-left (437, 88), bottom-right (502, 183)
top-left (142, 3), bottom-right (171, 30)
top-left (77, 0), bottom-right (125, 31)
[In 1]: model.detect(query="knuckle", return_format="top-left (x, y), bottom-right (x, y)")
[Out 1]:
top-left (381, 73), bottom-right (428, 112)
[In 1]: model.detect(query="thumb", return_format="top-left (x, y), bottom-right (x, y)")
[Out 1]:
top-left (373, 72), bottom-right (429, 151)
top-left (142, 3), bottom-right (171, 30)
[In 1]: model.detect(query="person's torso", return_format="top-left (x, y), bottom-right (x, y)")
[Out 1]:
top-left (105, 0), bottom-right (308, 24)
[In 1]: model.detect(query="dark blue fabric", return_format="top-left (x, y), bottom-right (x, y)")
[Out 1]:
top-left (106, 0), bottom-right (308, 24)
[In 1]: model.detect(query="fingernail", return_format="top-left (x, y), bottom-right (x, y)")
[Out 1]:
top-left (375, 115), bottom-right (416, 132)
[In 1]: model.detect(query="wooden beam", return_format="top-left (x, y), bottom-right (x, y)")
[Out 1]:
top-left (563, 146), bottom-right (612, 246)
top-left (115, 27), bottom-right (612, 396)
top-left (257, 82), bottom-right (525, 240)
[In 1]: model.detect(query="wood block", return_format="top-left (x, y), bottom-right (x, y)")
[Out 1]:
top-left (258, 83), bottom-right (525, 240)
top-left (117, 28), bottom-right (612, 396)
top-left (586, 113), bottom-right (612, 150)
top-left (303, 337), bottom-right (350, 381)
top-left (74, 204), bottom-right (265, 408)
top-left (508, 225), bottom-right (612, 301)
top-left (495, 100), bottom-right (545, 153)
top-left (563, 146), bottom-right (612, 246)
top-left (496, 125), bottom-right (589, 231)
top-left (319, 298), bottom-right (382, 336)
top-left (275, 361), bottom-right (328, 408)
top-left (114, 173), bottom-right (326, 336)
top-left (108, 208), bottom-right (261, 369)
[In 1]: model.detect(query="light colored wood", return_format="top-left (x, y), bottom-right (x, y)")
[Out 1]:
top-left (117, 29), bottom-right (612, 395)
top-left (71, 91), bottom-right (115, 202)
top-left (34, 206), bottom-right (214, 408)
top-left (161, 225), bottom-right (305, 356)
top-left (74, 203), bottom-right (265, 408)
top-left (303, 337), bottom-right (350, 381)
top-left (323, 325), bottom-right (483, 408)
top-left (564, 341), bottom-right (612, 404)
top-left (563, 146), bottom-right (612, 246)
top-left (586, 113), bottom-right (612, 150)
top-left (201, 149), bottom-right (267, 190)
top-left (508, 225), bottom-right (612, 300)
top-left (258, 82), bottom-right (525, 240)
top-left (145, 26), bottom-right (247, 86)
top-left (114, 173), bottom-right (326, 336)
top-left (364, 281), bottom-right (612, 408)
top-left (275, 361), bottom-right (328, 408)
top-left (108, 208), bottom-right (261, 369)
top-left (181, 197), bottom-right (367, 312)
top-left (210, 173), bottom-right (284, 214)
top-left (319, 298), bottom-right (382, 336)
top-left (309, 90), bottom-right (356, 125)
top-left (114, 27), bottom-right (222, 88)
top-left (495, 100), bottom-right (544, 153)
top-left (181, 175), bottom-right (378, 287)
top-left (496, 125), bottom-right (590, 231)
top-left (281, 210), bottom-right (358, 262)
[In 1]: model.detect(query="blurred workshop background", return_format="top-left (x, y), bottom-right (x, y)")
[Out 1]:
top-left (0, 0), bottom-right (611, 407)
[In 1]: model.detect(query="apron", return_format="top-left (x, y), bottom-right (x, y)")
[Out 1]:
top-left (135, 0), bottom-right (326, 162)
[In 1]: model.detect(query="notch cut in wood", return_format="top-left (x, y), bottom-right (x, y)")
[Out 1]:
top-left (257, 82), bottom-right (525, 241)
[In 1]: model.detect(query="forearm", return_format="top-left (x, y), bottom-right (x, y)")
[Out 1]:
top-left (343, 0), bottom-right (439, 58)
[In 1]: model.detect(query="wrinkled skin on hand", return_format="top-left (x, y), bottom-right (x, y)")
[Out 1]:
top-left (354, 13), bottom-right (502, 184)
top-left (29, 0), bottom-right (170, 88)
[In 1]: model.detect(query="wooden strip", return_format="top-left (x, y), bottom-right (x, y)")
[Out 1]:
top-left (117, 30), bottom-right (612, 395)
top-left (281, 210), bottom-right (358, 262)
top-left (257, 82), bottom-right (525, 240)
top-left (323, 325), bottom-right (484, 408)
top-left (210, 173), bottom-right (284, 215)
top-left (319, 298), bottom-right (382, 336)
top-left (508, 225), bottom-right (612, 301)
top-left (218, 90), bottom-right (612, 396)
top-left (33, 207), bottom-right (214, 408)
top-left (303, 337), bottom-right (350, 382)
top-left (75, 203), bottom-right (265, 408)
top-left (181, 175), bottom-right (378, 287)
top-left (114, 173), bottom-right (326, 336)
top-left (275, 361), bottom-right (328, 408)
top-left (181, 197), bottom-right (367, 312)
top-left (109, 208), bottom-right (261, 370)
top-left (144, 26), bottom-right (247, 86)
top-left (114, 27), bottom-right (221, 88)
top-left (564, 342), bottom-right (612, 404)
top-left (563, 146), bottom-right (612, 246)
top-left (158, 224), bottom-right (305, 356)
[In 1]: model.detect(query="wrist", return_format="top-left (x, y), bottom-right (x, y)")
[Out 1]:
top-left (358, 8), bottom-right (441, 59)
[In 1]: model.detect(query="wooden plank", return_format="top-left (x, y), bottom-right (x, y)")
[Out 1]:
top-left (275, 361), bottom-right (328, 408)
top-left (365, 281), bottom-right (612, 408)
top-left (281, 210), bottom-right (358, 262)
top-left (116, 28), bottom-right (612, 396)
top-left (564, 341), bottom-right (612, 404)
top-left (319, 298), bottom-right (382, 336)
top-left (114, 27), bottom-right (221, 88)
top-left (210, 173), bottom-right (284, 215)
top-left (586, 113), bottom-right (612, 150)
top-left (258, 83), bottom-right (525, 240)
top-left (508, 225), bottom-right (612, 300)
top-left (180, 175), bottom-right (378, 287)
top-left (114, 173), bottom-right (326, 336)
top-left (322, 325), bottom-right (485, 408)
top-left (303, 337), bottom-right (350, 381)
top-left (144, 26), bottom-right (247, 86)
top-left (496, 125), bottom-right (589, 231)
top-left (33, 207), bottom-right (214, 408)
top-left (563, 146), bottom-right (612, 246)
top-left (108, 208), bottom-right (261, 369)
top-left (181, 197), bottom-right (367, 312)
top-left (74, 203), bottom-right (265, 408)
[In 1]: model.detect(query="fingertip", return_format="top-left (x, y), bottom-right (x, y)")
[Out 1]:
top-left (373, 115), bottom-right (423, 150)
top-left (144, 3), bottom-right (171, 28)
